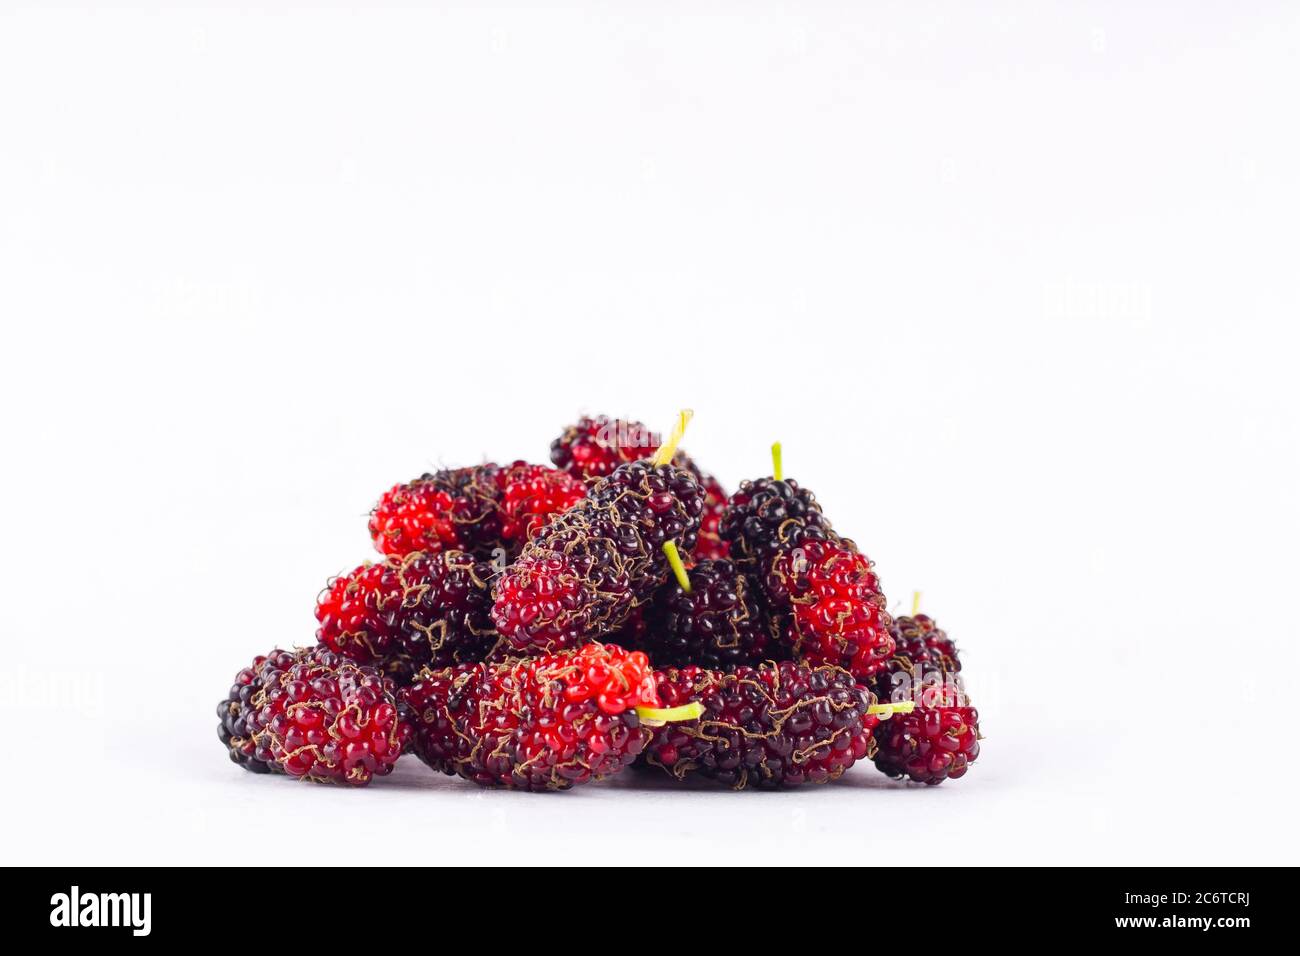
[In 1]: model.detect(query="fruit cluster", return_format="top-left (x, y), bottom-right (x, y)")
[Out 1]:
top-left (217, 413), bottom-right (982, 790)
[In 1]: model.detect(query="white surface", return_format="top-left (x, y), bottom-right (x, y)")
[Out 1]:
top-left (2, 2), bottom-right (1297, 866)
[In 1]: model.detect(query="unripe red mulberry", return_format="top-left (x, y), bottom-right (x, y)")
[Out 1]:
top-left (371, 462), bottom-right (583, 562)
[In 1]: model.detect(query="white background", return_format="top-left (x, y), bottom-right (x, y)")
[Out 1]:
top-left (2, 2), bottom-right (1296, 866)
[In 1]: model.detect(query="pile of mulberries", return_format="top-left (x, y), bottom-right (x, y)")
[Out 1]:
top-left (221, 646), bottom-right (411, 785)
top-left (215, 412), bottom-right (983, 791)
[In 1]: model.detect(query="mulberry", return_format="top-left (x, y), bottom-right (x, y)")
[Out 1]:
top-left (719, 477), bottom-right (840, 576)
top-left (871, 613), bottom-right (979, 785)
top-left (369, 464), bottom-right (504, 559)
top-left (402, 643), bottom-right (658, 791)
top-left (238, 646), bottom-right (411, 785)
top-left (769, 540), bottom-right (893, 682)
top-left (642, 661), bottom-right (876, 789)
top-left (550, 415), bottom-right (663, 482)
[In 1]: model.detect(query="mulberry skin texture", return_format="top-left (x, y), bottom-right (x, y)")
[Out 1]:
top-left (498, 462), bottom-right (587, 545)
top-left (637, 559), bottom-right (780, 669)
top-left (693, 472), bottom-right (731, 561)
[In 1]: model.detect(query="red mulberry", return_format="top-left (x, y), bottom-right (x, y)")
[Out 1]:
top-left (238, 646), bottom-right (412, 785)
top-left (369, 464), bottom-right (504, 558)
top-left (871, 614), bottom-right (980, 785)
top-left (769, 540), bottom-right (893, 682)
top-left (872, 682), bottom-right (979, 785)
top-left (642, 661), bottom-right (876, 789)
top-left (550, 415), bottom-right (663, 482)
top-left (402, 643), bottom-right (658, 791)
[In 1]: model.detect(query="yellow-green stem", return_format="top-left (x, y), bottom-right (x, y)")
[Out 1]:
top-left (663, 540), bottom-right (691, 593)
top-left (636, 701), bottom-right (704, 726)
top-left (868, 701), bottom-right (916, 719)
top-left (650, 409), bottom-right (693, 467)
